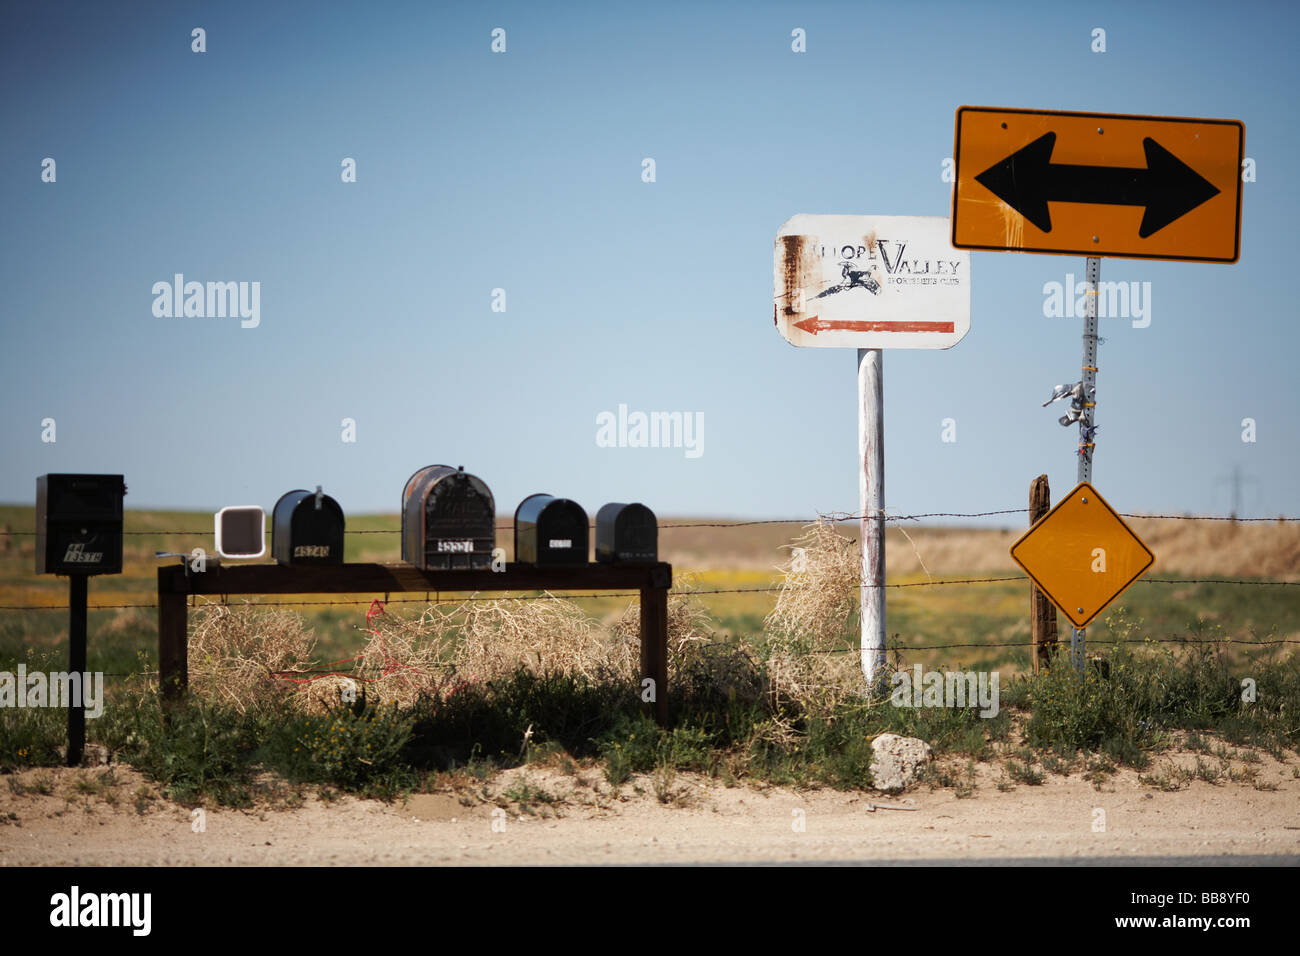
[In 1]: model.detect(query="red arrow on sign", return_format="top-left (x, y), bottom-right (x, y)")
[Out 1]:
top-left (794, 317), bottom-right (956, 335)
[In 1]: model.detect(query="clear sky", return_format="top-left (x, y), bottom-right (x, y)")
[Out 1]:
top-left (2, 0), bottom-right (1296, 524)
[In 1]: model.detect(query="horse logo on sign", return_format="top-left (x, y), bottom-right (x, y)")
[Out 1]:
top-left (815, 260), bottom-right (882, 298)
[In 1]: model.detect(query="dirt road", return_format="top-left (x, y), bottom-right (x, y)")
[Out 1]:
top-left (3, 753), bottom-right (1298, 866)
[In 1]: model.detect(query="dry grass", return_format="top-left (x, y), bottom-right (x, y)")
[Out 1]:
top-left (357, 592), bottom-right (644, 699)
top-left (187, 604), bottom-right (317, 714)
top-left (350, 605), bottom-right (451, 708)
top-left (763, 520), bottom-right (869, 711)
top-left (454, 595), bottom-right (635, 684)
top-left (611, 573), bottom-right (716, 679)
top-left (183, 584), bottom-right (749, 715)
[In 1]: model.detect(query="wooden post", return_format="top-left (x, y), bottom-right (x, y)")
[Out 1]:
top-left (158, 567), bottom-right (188, 704)
top-left (1030, 474), bottom-right (1058, 673)
top-left (640, 585), bottom-right (669, 726)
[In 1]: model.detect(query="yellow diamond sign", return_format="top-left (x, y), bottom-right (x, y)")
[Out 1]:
top-left (1010, 482), bottom-right (1155, 629)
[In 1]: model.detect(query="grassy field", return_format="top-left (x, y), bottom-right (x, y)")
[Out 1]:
top-left (1, 505), bottom-right (1297, 678)
top-left (1, 505), bottom-right (1297, 805)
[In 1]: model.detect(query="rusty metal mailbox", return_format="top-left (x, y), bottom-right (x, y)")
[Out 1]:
top-left (595, 502), bottom-right (657, 564)
top-left (514, 494), bottom-right (588, 566)
top-left (402, 465), bottom-right (496, 570)
top-left (272, 488), bottom-right (345, 565)
top-left (35, 473), bottom-right (126, 575)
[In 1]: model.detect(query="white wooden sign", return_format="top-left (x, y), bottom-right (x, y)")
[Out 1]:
top-left (774, 214), bottom-right (971, 350)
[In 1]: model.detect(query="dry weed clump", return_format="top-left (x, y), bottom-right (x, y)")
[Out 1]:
top-left (611, 574), bottom-right (716, 679)
top-left (455, 595), bottom-right (636, 683)
top-left (351, 604), bottom-right (455, 708)
top-left (765, 519), bottom-right (860, 646)
top-left (188, 604), bottom-right (317, 714)
top-left (763, 520), bottom-right (868, 711)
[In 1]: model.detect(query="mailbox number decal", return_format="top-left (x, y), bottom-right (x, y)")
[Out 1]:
top-left (63, 543), bottom-right (105, 564)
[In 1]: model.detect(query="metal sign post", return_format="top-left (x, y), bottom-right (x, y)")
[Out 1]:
top-left (1073, 255), bottom-right (1100, 671)
top-left (67, 574), bottom-right (88, 766)
top-left (775, 215), bottom-right (970, 691)
top-left (858, 348), bottom-right (885, 687)
top-left (948, 105), bottom-right (1244, 676)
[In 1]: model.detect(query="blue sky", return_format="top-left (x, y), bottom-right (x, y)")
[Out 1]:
top-left (1, 0), bottom-right (1295, 523)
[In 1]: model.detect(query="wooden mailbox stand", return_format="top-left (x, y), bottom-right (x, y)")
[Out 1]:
top-left (158, 562), bottom-right (673, 726)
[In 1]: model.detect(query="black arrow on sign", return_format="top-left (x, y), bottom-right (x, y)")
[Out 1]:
top-left (975, 132), bottom-right (1220, 237)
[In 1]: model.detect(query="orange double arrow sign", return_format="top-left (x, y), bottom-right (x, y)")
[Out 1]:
top-left (952, 107), bottom-right (1244, 263)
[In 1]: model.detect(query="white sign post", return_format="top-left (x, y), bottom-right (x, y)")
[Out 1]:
top-left (774, 214), bottom-right (971, 689)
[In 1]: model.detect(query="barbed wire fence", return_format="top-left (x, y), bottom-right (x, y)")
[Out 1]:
top-left (2, 508), bottom-right (1297, 679)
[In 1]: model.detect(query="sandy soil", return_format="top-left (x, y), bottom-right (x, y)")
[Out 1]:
top-left (3, 749), bottom-right (1298, 866)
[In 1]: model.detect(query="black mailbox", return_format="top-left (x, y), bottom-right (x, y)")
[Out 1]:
top-left (402, 465), bottom-right (495, 570)
top-left (272, 488), bottom-right (345, 565)
top-left (595, 502), bottom-right (657, 564)
top-left (36, 474), bottom-right (126, 575)
top-left (514, 494), bottom-right (588, 566)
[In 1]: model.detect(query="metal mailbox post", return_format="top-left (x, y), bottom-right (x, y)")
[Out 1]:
top-left (157, 561), bottom-right (673, 726)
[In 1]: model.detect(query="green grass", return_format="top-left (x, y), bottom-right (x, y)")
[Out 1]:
top-left (3, 635), bottom-right (1297, 807)
top-left (3, 506), bottom-right (1298, 806)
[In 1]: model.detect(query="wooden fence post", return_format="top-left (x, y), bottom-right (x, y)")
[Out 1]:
top-left (158, 567), bottom-right (188, 705)
top-left (1030, 475), bottom-right (1059, 673)
top-left (640, 584), bottom-right (669, 727)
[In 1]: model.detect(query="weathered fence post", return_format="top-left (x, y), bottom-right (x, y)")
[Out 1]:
top-left (158, 567), bottom-right (188, 706)
top-left (1030, 474), bottom-right (1058, 673)
top-left (640, 582), bottom-right (669, 726)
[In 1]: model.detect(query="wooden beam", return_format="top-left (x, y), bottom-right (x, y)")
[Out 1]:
top-left (158, 562), bottom-right (671, 596)
top-left (1029, 475), bottom-right (1059, 673)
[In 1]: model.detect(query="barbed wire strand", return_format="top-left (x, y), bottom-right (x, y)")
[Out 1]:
top-left (3, 573), bottom-right (1298, 613)
top-left (2, 508), bottom-right (1298, 538)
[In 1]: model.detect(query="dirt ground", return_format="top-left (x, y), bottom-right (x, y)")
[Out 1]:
top-left (3, 747), bottom-right (1298, 866)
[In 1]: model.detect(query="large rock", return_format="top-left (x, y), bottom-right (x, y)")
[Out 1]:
top-left (870, 733), bottom-right (932, 793)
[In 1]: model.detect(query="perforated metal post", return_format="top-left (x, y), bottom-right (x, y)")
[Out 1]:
top-left (1072, 256), bottom-right (1101, 672)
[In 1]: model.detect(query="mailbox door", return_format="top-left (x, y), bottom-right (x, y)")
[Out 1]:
top-left (596, 502), bottom-right (657, 564)
top-left (536, 499), bottom-right (588, 566)
top-left (410, 469), bottom-right (495, 570)
top-left (273, 490), bottom-right (345, 565)
top-left (39, 522), bottom-right (123, 575)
